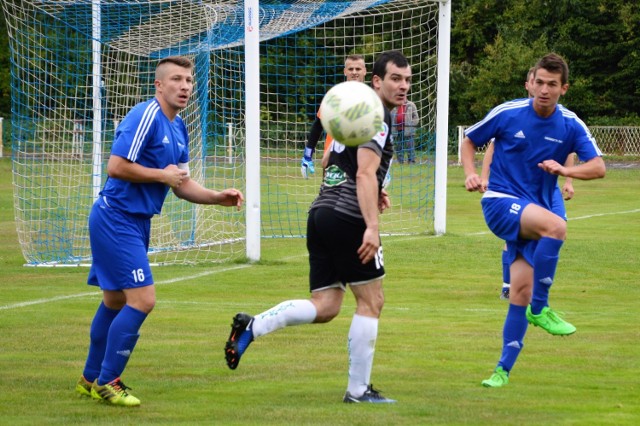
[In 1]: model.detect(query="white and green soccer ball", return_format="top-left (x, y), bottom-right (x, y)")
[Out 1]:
top-left (320, 81), bottom-right (384, 147)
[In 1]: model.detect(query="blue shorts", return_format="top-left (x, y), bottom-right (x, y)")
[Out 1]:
top-left (487, 190), bottom-right (566, 268)
top-left (481, 196), bottom-right (533, 243)
top-left (551, 187), bottom-right (567, 220)
top-left (87, 197), bottom-right (154, 290)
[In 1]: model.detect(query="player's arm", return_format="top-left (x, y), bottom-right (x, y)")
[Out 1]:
top-left (356, 147), bottom-right (382, 264)
top-left (173, 176), bottom-right (244, 209)
top-left (538, 156), bottom-right (605, 180)
top-left (479, 141), bottom-right (494, 193)
top-left (320, 141), bottom-right (333, 169)
top-left (107, 154), bottom-right (187, 188)
top-left (461, 136), bottom-right (483, 192)
top-left (301, 117), bottom-right (324, 178)
top-left (562, 153), bottom-right (575, 200)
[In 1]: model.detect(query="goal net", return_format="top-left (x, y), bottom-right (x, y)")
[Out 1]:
top-left (2, 0), bottom-right (445, 266)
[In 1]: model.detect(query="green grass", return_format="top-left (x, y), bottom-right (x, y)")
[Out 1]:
top-left (0, 157), bottom-right (639, 425)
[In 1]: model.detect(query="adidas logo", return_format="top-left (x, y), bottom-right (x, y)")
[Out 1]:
top-left (507, 340), bottom-right (521, 349)
top-left (162, 135), bottom-right (170, 144)
top-left (514, 130), bottom-right (526, 139)
top-left (117, 350), bottom-right (132, 358)
top-left (540, 277), bottom-right (553, 285)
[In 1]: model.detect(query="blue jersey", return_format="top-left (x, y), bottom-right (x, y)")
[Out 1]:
top-left (465, 98), bottom-right (601, 209)
top-left (101, 98), bottom-right (190, 217)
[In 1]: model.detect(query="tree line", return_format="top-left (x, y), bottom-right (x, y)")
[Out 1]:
top-left (0, 0), bottom-right (637, 128)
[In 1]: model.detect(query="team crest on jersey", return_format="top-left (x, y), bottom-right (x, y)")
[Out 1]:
top-left (323, 164), bottom-right (347, 187)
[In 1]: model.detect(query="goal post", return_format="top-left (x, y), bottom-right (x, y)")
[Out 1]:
top-left (2, 0), bottom-right (449, 266)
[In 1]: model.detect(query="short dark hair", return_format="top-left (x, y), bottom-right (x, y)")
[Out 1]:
top-left (157, 56), bottom-right (194, 70)
top-left (534, 53), bottom-right (569, 85)
top-left (372, 50), bottom-right (409, 80)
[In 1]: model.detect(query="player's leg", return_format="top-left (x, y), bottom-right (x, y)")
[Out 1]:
top-left (483, 254), bottom-right (531, 388)
top-left (85, 205), bottom-right (153, 406)
top-left (225, 207), bottom-right (342, 370)
top-left (340, 240), bottom-right (393, 401)
top-left (343, 278), bottom-right (396, 403)
top-left (531, 187), bottom-right (567, 307)
top-left (77, 293), bottom-right (125, 397)
top-left (481, 197), bottom-right (528, 302)
top-left (224, 290), bottom-right (340, 370)
top-left (500, 244), bottom-right (510, 300)
top-left (89, 285), bottom-right (153, 407)
top-left (519, 204), bottom-right (575, 335)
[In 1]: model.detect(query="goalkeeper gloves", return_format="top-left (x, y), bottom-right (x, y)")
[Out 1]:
top-left (301, 146), bottom-right (315, 179)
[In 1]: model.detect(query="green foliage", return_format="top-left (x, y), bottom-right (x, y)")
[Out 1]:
top-left (450, 0), bottom-right (640, 126)
top-left (0, 0), bottom-right (638, 147)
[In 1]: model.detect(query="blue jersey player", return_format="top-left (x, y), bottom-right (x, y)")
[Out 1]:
top-left (480, 67), bottom-right (576, 300)
top-left (76, 56), bottom-right (244, 406)
top-left (461, 53), bottom-right (605, 388)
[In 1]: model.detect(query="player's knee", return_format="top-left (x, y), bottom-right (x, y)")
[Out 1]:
top-left (544, 217), bottom-right (567, 240)
top-left (356, 293), bottom-right (384, 318)
top-left (128, 297), bottom-right (156, 314)
top-left (314, 304), bottom-right (340, 323)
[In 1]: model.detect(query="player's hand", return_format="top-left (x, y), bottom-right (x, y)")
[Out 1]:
top-left (378, 189), bottom-right (391, 213)
top-left (163, 164), bottom-right (188, 188)
top-left (479, 178), bottom-right (489, 193)
top-left (301, 155), bottom-right (315, 178)
top-left (357, 227), bottom-right (380, 264)
top-left (465, 173), bottom-right (483, 192)
top-left (562, 181), bottom-right (575, 200)
top-left (538, 159), bottom-right (565, 176)
top-left (217, 188), bottom-right (244, 210)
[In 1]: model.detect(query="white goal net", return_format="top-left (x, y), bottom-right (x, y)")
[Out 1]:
top-left (2, 0), bottom-right (446, 265)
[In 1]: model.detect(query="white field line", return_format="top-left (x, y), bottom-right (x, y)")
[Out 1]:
top-left (2, 208), bottom-right (638, 312)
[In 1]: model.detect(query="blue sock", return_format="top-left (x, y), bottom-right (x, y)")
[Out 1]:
top-left (530, 237), bottom-right (564, 315)
top-left (501, 249), bottom-right (510, 288)
top-left (98, 305), bottom-right (147, 385)
top-left (82, 302), bottom-right (120, 382)
top-left (497, 304), bottom-right (528, 372)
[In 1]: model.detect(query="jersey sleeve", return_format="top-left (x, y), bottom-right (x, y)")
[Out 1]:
top-left (464, 105), bottom-right (502, 148)
top-left (111, 101), bottom-right (159, 162)
top-left (570, 117), bottom-right (602, 162)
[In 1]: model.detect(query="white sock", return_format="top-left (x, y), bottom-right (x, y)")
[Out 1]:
top-left (251, 299), bottom-right (317, 338)
top-left (347, 314), bottom-right (378, 397)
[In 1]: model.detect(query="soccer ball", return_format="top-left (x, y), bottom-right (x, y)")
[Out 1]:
top-left (319, 81), bottom-right (384, 147)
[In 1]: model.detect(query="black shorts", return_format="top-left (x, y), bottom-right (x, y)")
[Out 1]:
top-left (306, 207), bottom-right (385, 292)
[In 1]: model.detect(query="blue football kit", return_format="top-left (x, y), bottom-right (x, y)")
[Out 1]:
top-left (466, 98), bottom-right (602, 252)
top-left (88, 98), bottom-right (190, 290)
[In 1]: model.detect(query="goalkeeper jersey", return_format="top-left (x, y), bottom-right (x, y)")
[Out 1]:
top-left (310, 107), bottom-right (393, 221)
top-left (101, 98), bottom-right (190, 218)
top-left (465, 98), bottom-right (602, 209)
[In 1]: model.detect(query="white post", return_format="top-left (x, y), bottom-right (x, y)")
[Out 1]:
top-left (457, 125), bottom-right (464, 165)
top-left (91, 0), bottom-right (103, 200)
top-left (227, 122), bottom-right (234, 164)
top-left (245, 0), bottom-right (261, 261)
top-left (433, 0), bottom-right (451, 236)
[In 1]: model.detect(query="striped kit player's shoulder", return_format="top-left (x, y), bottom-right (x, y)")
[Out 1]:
top-left (126, 99), bottom-right (161, 161)
top-left (465, 98), bottom-right (530, 134)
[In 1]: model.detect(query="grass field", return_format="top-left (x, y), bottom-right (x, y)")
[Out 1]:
top-left (0, 156), bottom-right (639, 425)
